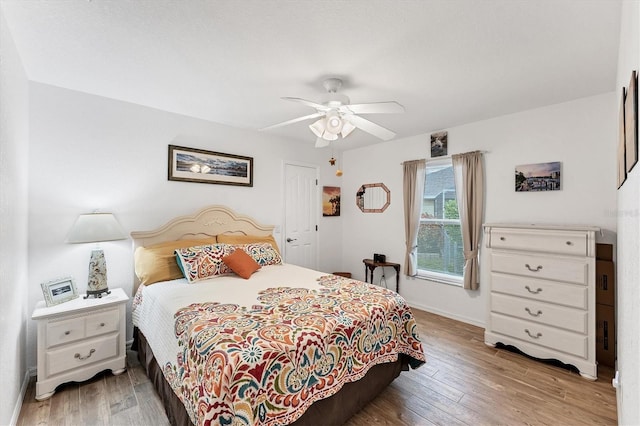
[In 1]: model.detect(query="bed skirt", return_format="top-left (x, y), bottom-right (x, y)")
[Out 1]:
top-left (134, 328), bottom-right (409, 425)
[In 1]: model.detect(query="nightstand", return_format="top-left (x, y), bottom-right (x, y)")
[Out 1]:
top-left (31, 287), bottom-right (129, 400)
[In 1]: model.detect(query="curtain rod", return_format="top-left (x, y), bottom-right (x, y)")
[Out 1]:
top-left (400, 150), bottom-right (489, 165)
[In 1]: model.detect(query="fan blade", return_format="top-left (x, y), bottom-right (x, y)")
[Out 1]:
top-left (260, 112), bottom-right (325, 131)
top-left (341, 101), bottom-right (405, 115)
top-left (282, 97), bottom-right (331, 112)
top-left (346, 115), bottom-right (397, 141)
top-left (315, 137), bottom-right (330, 148)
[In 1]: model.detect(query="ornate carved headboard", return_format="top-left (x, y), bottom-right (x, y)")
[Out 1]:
top-left (130, 205), bottom-right (275, 293)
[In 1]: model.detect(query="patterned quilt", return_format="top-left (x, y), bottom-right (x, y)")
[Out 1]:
top-left (162, 275), bottom-right (426, 426)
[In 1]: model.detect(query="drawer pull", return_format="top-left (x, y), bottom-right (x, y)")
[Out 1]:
top-left (566, 241), bottom-right (573, 245)
top-left (74, 349), bottom-right (96, 361)
top-left (500, 237), bottom-right (506, 241)
top-left (525, 307), bottom-right (543, 317)
top-left (525, 264), bottom-right (543, 272)
top-left (524, 329), bottom-right (542, 339)
top-left (64, 331), bottom-right (71, 335)
top-left (100, 323), bottom-right (105, 327)
top-left (524, 285), bottom-right (542, 294)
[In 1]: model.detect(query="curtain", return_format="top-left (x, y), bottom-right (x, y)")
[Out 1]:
top-left (402, 159), bottom-right (426, 276)
top-left (452, 151), bottom-right (484, 290)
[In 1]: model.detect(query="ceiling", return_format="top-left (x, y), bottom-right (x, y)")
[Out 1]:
top-left (1, 0), bottom-right (622, 150)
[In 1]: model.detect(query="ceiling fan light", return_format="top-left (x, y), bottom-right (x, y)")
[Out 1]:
top-left (324, 112), bottom-right (343, 135)
top-left (309, 119), bottom-right (326, 138)
top-left (341, 121), bottom-right (356, 138)
top-left (323, 131), bottom-right (338, 141)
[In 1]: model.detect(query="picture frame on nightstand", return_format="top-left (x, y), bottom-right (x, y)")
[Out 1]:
top-left (41, 276), bottom-right (79, 306)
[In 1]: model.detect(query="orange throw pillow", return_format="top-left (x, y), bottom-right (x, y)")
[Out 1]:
top-left (222, 249), bottom-right (261, 279)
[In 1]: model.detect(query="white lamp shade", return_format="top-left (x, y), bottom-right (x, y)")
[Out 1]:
top-left (341, 120), bottom-right (357, 138)
top-left (66, 213), bottom-right (127, 244)
top-left (309, 119), bottom-right (326, 138)
top-left (324, 112), bottom-right (343, 135)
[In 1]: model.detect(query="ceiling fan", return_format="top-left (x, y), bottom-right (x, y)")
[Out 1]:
top-left (261, 78), bottom-right (405, 148)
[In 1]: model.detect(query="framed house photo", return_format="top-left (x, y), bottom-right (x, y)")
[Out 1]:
top-left (168, 145), bottom-right (253, 187)
top-left (41, 277), bottom-right (79, 307)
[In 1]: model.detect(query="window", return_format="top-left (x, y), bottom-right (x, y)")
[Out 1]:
top-left (417, 159), bottom-right (464, 285)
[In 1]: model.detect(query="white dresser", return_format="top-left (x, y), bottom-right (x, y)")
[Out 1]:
top-left (32, 288), bottom-right (128, 400)
top-left (483, 224), bottom-right (599, 379)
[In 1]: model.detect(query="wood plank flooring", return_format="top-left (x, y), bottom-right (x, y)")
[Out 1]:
top-left (18, 309), bottom-right (617, 425)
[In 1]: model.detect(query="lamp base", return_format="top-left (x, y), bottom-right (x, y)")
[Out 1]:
top-left (84, 288), bottom-right (111, 299)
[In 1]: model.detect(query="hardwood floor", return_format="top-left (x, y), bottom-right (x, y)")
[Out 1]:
top-left (18, 309), bottom-right (617, 425)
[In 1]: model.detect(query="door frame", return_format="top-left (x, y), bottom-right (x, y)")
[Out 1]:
top-left (282, 160), bottom-right (320, 270)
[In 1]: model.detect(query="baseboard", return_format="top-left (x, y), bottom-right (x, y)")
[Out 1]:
top-left (11, 369), bottom-right (31, 426)
top-left (408, 302), bottom-right (485, 328)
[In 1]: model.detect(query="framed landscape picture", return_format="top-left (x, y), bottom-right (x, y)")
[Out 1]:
top-left (430, 131), bottom-right (448, 157)
top-left (515, 161), bottom-right (561, 192)
top-left (168, 145), bottom-right (253, 187)
top-left (322, 186), bottom-right (341, 216)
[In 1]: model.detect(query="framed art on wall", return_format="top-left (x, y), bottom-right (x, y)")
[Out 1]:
top-left (41, 277), bottom-right (79, 307)
top-left (322, 186), bottom-right (341, 216)
top-left (430, 131), bottom-right (448, 157)
top-left (618, 87), bottom-right (627, 189)
top-left (515, 162), bottom-right (561, 192)
top-left (168, 145), bottom-right (253, 187)
top-left (625, 70), bottom-right (638, 174)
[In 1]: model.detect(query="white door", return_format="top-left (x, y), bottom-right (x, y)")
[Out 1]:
top-left (284, 163), bottom-right (318, 269)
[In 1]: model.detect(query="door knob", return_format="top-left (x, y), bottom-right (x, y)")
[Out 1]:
top-left (286, 238), bottom-right (297, 243)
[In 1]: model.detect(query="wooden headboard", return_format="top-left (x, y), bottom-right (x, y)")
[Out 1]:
top-left (130, 205), bottom-right (275, 293)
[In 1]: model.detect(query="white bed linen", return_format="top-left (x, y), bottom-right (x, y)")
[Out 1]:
top-left (132, 263), bottom-right (328, 370)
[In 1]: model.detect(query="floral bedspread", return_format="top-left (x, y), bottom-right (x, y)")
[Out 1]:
top-left (163, 275), bottom-right (426, 425)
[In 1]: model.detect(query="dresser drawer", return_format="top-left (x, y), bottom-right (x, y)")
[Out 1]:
top-left (491, 293), bottom-right (587, 333)
top-left (490, 313), bottom-right (588, 358)
top-left (491, 273), bottom-right (587, 309)
top-left (46, 334), bottom-right (119, 376)
top-left (491, 252), bottom-right (588, 285)
top-left (489, 228), bottom-right (588, 256)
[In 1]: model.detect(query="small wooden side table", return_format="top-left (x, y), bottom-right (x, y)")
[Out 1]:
top-left (363, 258), bottom-right (400, 292)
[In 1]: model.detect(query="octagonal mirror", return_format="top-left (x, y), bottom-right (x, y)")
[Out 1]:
top-left (356, 183), bottom-right (390, 213)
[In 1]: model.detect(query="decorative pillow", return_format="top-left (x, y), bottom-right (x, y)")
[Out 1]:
top-left (222, 249), bottom-right (261, 279)
top-left (175, 243), bottom-right (234, 283)
top-left (217, 234), bottom-right (281, 254)
top-left (134, 237), bottom-right (218, 286)
top-left (236, 242), bottom-right (283, 266)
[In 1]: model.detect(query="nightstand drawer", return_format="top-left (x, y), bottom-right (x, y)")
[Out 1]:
top-left (86, 309), bottom-right (119, 338)
top-left (47, 317), bottom-right (85, 347)
top-left (46, 334), bottom-right (119, 376)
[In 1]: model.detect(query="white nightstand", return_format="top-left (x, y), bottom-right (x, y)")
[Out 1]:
top-left (31, 287), bottom-right (129, 400)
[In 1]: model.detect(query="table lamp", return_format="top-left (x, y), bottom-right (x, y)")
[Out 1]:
top-left (66, 212), bottom-right (126, 298)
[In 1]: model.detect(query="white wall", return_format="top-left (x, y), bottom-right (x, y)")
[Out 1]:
top-left (0, 7), bottom-right (30, 425)
top-left (615, 1), bottom-right (640, 424)
top-left (342, 93), bottom-right (617, 327)
top-left (26, 83), bottom-right (344, 369)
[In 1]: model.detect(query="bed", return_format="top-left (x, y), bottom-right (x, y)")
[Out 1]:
top-left (130, 205), bottom-right (426, 425)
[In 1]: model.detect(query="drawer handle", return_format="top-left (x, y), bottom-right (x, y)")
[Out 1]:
top-left (64, 331), bottom-right (71, 335)
top-left (525, 264), bottom-right (543, 272)
top-left (566, 241), bottom-right (573, 245)
top-left (100, 323), bottom-right (105, 327)
top-left (525, 285), bottom-right (542, 294)
top-left (74, 349), bottom-right (96, 361)
top-left (500, 237), bottom-right (506, 241)
top-left (524, 329), bottom-right (542, 339)
top-left (525, 307), bottom-right (543, 317)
